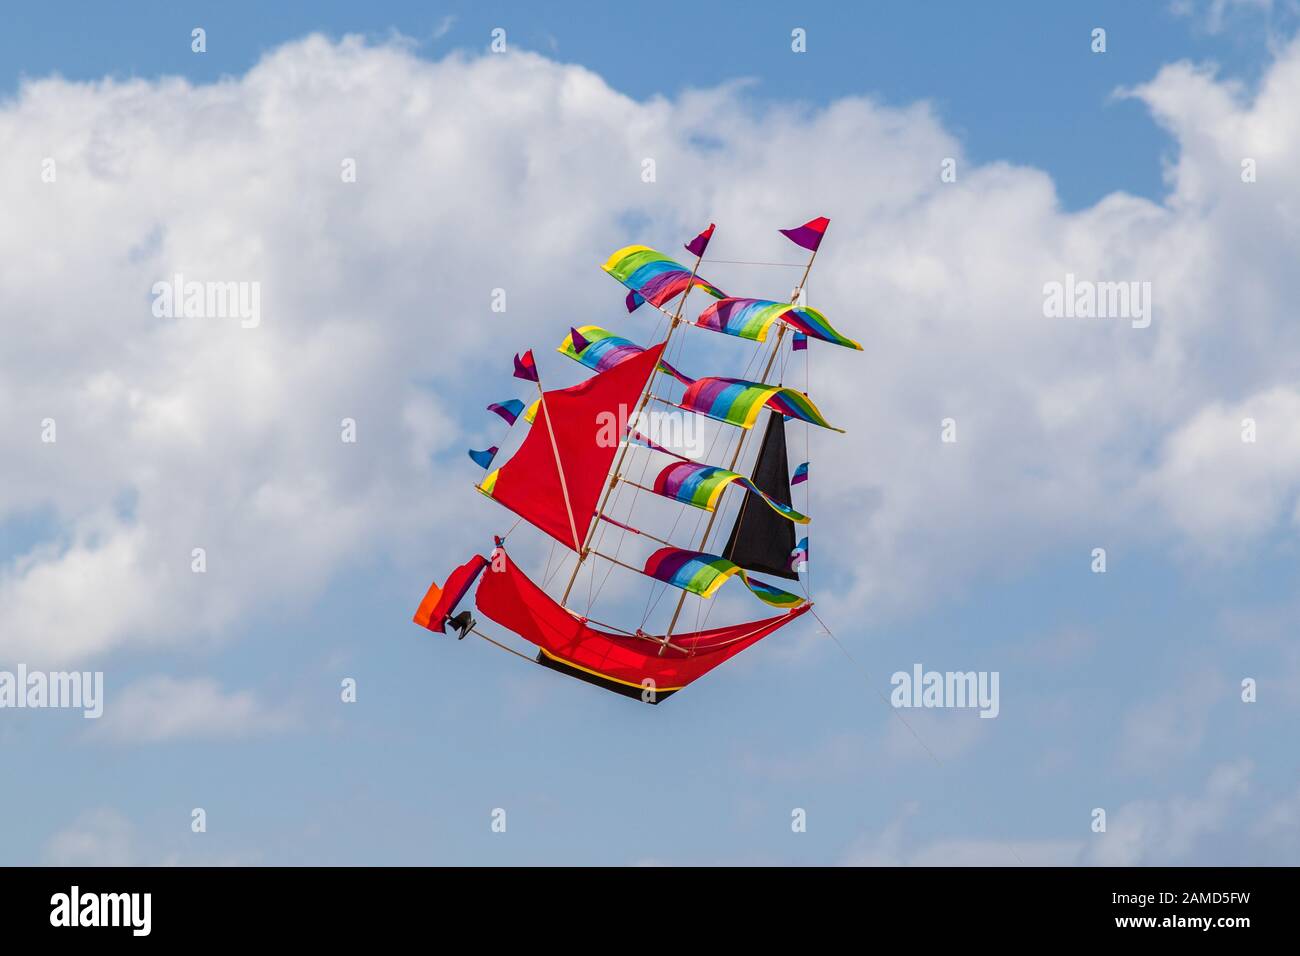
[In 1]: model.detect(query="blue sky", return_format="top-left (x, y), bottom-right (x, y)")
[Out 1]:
top-left (5, 0), bottom-right (1292, 209)
top-left (2, 1), bottom-right (1299, 865)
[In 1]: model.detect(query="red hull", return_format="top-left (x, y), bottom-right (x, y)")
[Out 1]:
top-left (472, 551), bottom-right (809, 699)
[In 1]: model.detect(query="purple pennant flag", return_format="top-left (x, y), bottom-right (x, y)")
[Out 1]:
top-left (792, 332), bottom-right (808, 351)
top-left (779, 216), bottom-right (830, 252)
top-left (513, 350), bottom-right (539, 382)
top-left (684, 223), bottom-right (715, 258)
top-left (791, 462), bottom-right (809, 485)
top-left (569, 327), bottom-right (591, 354)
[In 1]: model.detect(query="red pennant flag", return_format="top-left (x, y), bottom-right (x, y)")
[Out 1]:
top-left (513, 350), bottom-right (539, 382)
top-left (684, 223), bottom-right (715, 258)
top-left (779, 216), bottom-right (830, 252)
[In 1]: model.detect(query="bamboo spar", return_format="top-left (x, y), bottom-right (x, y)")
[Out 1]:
top-left (662, 230), bottom-right (825, 645)
top-left (535, 378), bottom-right (582, 552)
top-left (559, 241), bottom-right (708, 605)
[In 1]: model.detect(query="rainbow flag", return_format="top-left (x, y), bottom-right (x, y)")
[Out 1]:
top-left (680, 377), bottom-right (843, 432)
top-left (696, 298), bottom-right (862, 350)
top-left (602, 245), bottom-right (726, 312)
top-left (652, 462), bottom-right (810, 523)
top-left (558, 326), bottom-right (691, 384)
top-left (643, 547), bottom-right (806, 608)
top-left (468, 447), bottom-right (498, 469)
top-left (791, 462), bottom-right (809, 485)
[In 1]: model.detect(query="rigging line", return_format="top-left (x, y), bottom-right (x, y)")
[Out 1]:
top-left (583, 438), bottom-right (642, 612)
top-left (632, 438), bottom-right (705, 628)
top-left (467, 626), bottom-right (539, 665)
top-left (564, 246), bottom-right (707, 605)
top-left (691, 331), bottom-right (772, 641)
top-left (805, 606), bottom-right (1026, 867)
top-left (604, 436), bottom-right (661, 625)
top-left (701, 258), bottom-right (806, 267)
top-left (587, 465), bottom-right (634, 614)
top-left (541, 538), bottom-right (562, 589)
top-left (594, 353), bottom-right (686, 621)
top-left (592, 427), bottom-right (657, 604)
top-left (641, 326), bottom-right (765, 634)
top-left (636, 460), bottom-right (693, 630)
top-left (639, 496), bottom-right (695, 627)
top-left (804, 347), bottom-right (812, 599)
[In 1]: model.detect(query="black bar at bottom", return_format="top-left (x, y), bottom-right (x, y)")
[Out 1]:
top-left (0, 865), bottom-right (1282, 941)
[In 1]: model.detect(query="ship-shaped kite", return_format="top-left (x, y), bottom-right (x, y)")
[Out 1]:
top-left (414, 217), bottom-right (859, 702)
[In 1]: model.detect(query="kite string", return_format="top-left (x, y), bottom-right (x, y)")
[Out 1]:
top-left (805, 606), bottom-right (1026, 866)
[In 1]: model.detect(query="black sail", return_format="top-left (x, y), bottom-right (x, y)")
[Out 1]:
top-left (721, 411), bottom-right (798, 580)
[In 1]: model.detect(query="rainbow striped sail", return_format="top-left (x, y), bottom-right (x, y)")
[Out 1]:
top-left (643, 547), bottom-right (806, 608)
top-left (558, 326), bottom-right (690, 384)
top-left (652, 462), bottom-right (809, 523)
top-left (696, 298), bottom-right (862, 350)
top-left (602, 245), bottom-right (726, 312)
top-left (680, 377), bottom-right (842, 432)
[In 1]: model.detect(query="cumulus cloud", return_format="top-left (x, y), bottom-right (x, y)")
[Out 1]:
top-left (43, 806), bottom-right (261, 865)
top-left (44, 808), bottom-right (137, 866)
top-left (3, 32), bottom-right (1300, 668)
top-left (1117, 670), bottom-right (1229, 771)
top-left (844, 758), bottom-right (1263, 865)
top-left (1086, 758), bottom-right (1254, 865)
top-left (90, 675), bottom-right (298, 742)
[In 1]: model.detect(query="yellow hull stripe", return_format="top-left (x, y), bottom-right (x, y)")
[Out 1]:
top-left (538, 647), bottom-right (686, 693)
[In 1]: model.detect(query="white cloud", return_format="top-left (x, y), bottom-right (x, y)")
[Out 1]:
top-left (432, 16), bottom-right (456, 41)
top-left (91, 675), bottom-right (297, 742)
top-left (1141, 387), bottom-right (1300, 550)
top-left (44, 808), bottom-right (136, 865)
top-left (1117, 670), bottom-right (1228, 770)
top-left (844, 758), bottom-right (1262, 865)
top-left (3, 33), bottom-right (1300, 666)
top-left (43, 807), bottom-right (262, 865)
top-left (1170, 0), bottom-right (1283, 36)
top-left (1085, 758), bottom-right (1254, 865)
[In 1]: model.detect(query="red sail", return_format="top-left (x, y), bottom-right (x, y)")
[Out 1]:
top-left (487, 343), bottom-right (664, 551)
top-left (475, 549), bottom-right (809, 701)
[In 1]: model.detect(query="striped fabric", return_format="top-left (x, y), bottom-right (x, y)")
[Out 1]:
top-left (680, 377), bottom-right (842, 432)
top-left (602, 245), bottom-right (726, 312)
top-left (558, 325), bottom-right (691, 384)
top-left (643, 547), bottom-right (806, 608)
top-left (652, 462), bottom-right (809, 523)
top-left (696, 297), bottom-right (862, 350)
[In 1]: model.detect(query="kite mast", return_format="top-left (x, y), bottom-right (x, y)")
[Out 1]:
top-left (559, 237), bottom-right (710, 606)
top-left (662, 230), bottom-right (826, 643)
